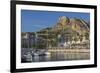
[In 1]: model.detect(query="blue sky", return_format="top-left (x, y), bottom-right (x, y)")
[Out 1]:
top-left (21, 10), bottom-right (90, 32)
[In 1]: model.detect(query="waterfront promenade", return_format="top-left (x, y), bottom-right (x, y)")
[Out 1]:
top-left (48, 48), bottom-right (90, 53)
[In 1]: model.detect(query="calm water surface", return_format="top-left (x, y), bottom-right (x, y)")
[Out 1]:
top-left (32, 52), bottom-right (90, 62)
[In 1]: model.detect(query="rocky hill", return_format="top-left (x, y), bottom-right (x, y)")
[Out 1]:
top-left (37, 16), bottom-right (89, 38)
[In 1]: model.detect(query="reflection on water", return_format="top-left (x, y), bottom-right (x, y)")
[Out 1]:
top-left (21, 48), bottom-right (90, 63)
top-left (32, 52), bottom-right (90, 62)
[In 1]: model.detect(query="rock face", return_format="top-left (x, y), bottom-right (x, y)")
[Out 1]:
top-left (54, 16), bottom-right (89, 35)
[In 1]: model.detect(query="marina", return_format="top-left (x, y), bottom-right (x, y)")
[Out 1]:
top-left (21, 48), bottom-right (90, 63)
